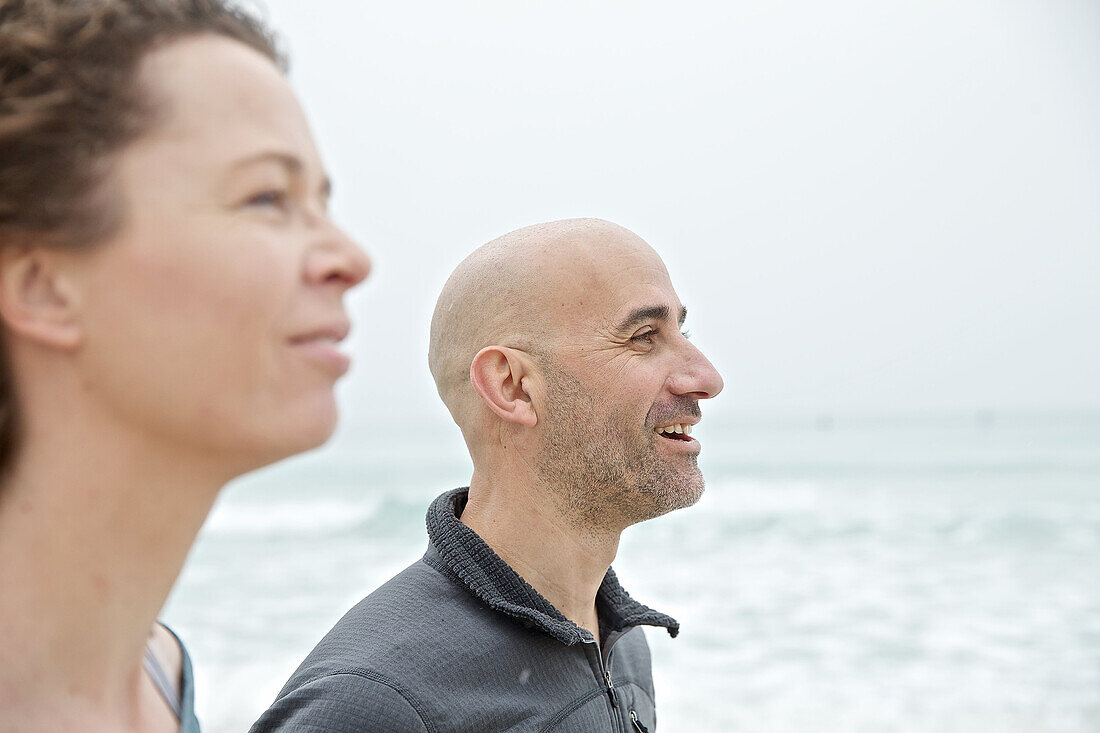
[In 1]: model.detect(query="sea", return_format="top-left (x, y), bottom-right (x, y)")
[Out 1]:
top-left (164, 412), bottom-right (1100, 733)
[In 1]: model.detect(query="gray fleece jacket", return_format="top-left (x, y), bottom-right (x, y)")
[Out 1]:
top-left (249, 488), bottom-right (679, 732)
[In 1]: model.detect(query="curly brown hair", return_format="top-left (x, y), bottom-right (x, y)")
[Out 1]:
top-left (0, 0), bottom-right (286, 473)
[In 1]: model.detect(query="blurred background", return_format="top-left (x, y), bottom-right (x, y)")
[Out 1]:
top-left (164, 1), bottom-right (1100, 730)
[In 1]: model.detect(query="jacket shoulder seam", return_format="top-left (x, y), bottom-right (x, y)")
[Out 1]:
top-left (291, 669), bottom-right (437, 733)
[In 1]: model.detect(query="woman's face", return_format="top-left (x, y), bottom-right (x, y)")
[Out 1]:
top-left (71, 35), bottom-right (370, 471)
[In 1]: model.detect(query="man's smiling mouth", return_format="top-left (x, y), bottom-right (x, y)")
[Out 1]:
top-left (655, 423), bottom-right (693, 441)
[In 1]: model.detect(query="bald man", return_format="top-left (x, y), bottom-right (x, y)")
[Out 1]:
top-left (252, 219), bottom-right (723, 733)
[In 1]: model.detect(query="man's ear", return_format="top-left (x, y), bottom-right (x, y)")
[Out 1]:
top-left (0, 247), bottom-right (84, 350)
top-left (469, 346), bottom-right (539, 427)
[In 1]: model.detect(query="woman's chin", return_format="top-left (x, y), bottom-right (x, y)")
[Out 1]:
top-left (279, 399), bottom-right (341, 454)
top-left (226, 397), bottom-right (340, 473)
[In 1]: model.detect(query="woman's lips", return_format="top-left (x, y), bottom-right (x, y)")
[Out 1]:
top-left (289, 322), bottom-right (352, 375)
top-left (290, 336), bottom-right (351, 375)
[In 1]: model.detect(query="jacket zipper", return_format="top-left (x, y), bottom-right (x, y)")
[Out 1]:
top-left (629, 709), bottom-right (650, 732)
top-left (584, 638), bottom-right (624, 731)
top-left (603, 668), bottom-right (618, 708)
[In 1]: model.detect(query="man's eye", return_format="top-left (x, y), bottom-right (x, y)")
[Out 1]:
top-left (631, 329), bottom-right (657, 344)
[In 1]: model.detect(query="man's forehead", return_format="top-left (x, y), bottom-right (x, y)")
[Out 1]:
top-left (492, 219), bottom-right (681, 331)
top-left (556, 251), bottom-right (683, 330)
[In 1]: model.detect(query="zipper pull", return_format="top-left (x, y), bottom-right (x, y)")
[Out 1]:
top-left (603, 669), bottom-right (618, 708)
top-left (630, 709), bottom-right (650, 733)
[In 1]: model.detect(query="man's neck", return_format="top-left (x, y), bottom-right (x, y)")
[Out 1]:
top-left (460, 468), bottom-right (623, 642)
top-left (0, 406), bottom-right (224, 729)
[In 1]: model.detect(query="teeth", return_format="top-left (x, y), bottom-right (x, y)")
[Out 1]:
top-left (655, 423), bottom-right (693, 435)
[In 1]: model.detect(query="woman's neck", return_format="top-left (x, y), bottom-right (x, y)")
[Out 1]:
top-left (0, 411), bottom-right (224, 730)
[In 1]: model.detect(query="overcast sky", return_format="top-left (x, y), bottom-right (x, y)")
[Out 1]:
top-left (257, 0), bottom-right (1099, 427)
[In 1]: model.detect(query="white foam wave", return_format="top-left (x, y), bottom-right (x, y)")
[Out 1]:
top-left (202, 496), bottom-right (381, 538)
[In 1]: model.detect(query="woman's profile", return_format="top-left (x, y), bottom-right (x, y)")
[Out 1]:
top-left (0, 1), bottom-right (370, 730)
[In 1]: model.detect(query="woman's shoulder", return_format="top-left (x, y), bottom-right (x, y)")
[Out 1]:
top-left (149, 624), bottom-right (185, 682)
top-left (151, 622), bottom-right (201, 733)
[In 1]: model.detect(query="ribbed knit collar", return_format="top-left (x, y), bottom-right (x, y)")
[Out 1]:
top-left (424, 487), bottom-right (679, 646)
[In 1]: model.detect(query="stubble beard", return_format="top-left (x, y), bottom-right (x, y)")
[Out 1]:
top-left (534, 363), bottom-right (705, 533)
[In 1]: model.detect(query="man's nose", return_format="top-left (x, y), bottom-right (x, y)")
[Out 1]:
top-left (668, 340), bottom-right (724, 399)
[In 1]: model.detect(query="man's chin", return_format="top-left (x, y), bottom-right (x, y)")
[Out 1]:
top-left (671, 480), bottom-right (706, 511)
top-left (641, 477), bottom-right (705, 522)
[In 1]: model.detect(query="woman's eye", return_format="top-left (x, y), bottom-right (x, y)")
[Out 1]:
top-left (245, 189), bottom-right (287, 208)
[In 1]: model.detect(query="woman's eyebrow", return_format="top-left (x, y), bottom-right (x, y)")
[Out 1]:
top-left (226, 150), bottom-right (332, 197)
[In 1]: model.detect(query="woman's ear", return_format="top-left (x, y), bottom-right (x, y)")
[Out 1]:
top-left (0, 247), bottom-right (83, 350)
top-left (469, 346), bottom-right (539, 428)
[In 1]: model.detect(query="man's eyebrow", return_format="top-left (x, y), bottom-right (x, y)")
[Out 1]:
top-left (616, 304), bottom-right (688, 332)
top-left (228, 151), bottom-right (332, 198)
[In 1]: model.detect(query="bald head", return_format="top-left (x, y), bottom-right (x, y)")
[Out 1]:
top-left (428, 218), bottom-right (662, 426)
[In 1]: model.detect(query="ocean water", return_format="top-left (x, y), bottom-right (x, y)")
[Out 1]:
top-left (165, 414), bottom-right (1100, 732)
